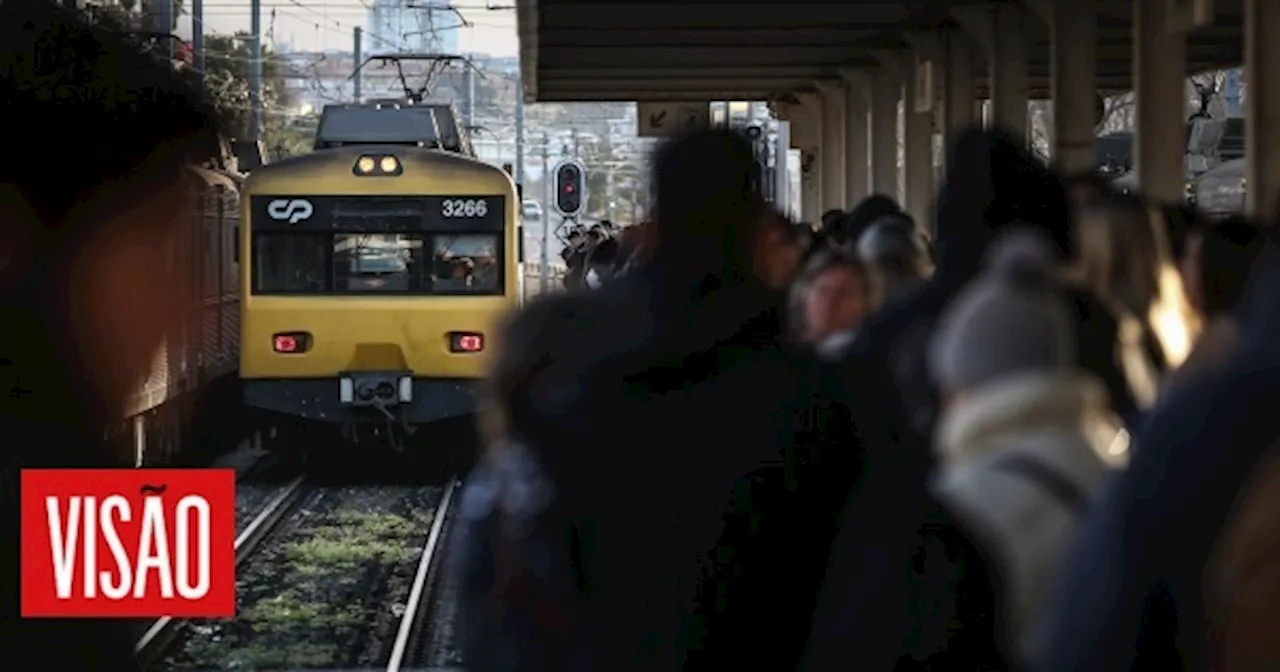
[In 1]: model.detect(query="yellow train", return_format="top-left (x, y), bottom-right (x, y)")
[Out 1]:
top-left (238, 102), bottom-right (520, 449)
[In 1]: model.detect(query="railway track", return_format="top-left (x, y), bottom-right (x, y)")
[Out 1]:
top-left (135, 475), bottom-right (308, 668)
top-left (386, 477), bottom-right (458, 672)
top-left (142, 478), bottom-right (458, 670)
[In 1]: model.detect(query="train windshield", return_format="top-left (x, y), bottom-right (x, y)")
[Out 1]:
top-left (253, 232), bottom-right (502, 295)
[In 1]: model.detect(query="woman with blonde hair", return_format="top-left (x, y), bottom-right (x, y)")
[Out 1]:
top-left (1070, 193), bottom-right (1201, 391)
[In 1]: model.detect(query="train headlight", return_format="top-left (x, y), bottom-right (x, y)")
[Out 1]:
top-left (353, 154), bottom-right (403, 176)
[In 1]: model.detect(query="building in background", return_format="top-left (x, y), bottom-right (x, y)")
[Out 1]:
top-left (366, 0), bottom-right (461, 54)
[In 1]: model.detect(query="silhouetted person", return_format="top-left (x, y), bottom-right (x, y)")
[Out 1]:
top-left (838, 193), bottom-right (905, 247)
top-left (1031, 237), bottom-right (1280, 672)
top-left (856, 214), bottom-right (933, 306)
top-left (1, 2), bottom-right (222, 668)
top-left (457, 128), bottom-right (852, 670)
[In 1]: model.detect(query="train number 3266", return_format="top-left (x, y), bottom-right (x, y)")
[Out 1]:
top-left (442, 199), bottom-right (488, 218)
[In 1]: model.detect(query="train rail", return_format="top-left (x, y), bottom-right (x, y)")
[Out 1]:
top-left (385, 477), bottom-right (459, 672)
top-left (134, 475), bottom-right (308, 668)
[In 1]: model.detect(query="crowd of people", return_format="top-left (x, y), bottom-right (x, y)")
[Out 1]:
top-left (457, 125), bottom-right (1280, 670)
top-left (5, 1), bottom-right (1280, 668)
top-left (560, 219), bottom-right (655, 290)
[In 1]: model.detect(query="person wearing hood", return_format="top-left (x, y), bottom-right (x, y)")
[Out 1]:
top-left (788, 248), bottom-right (875, 361)
top-left (928, 230), bottom-right (1125, 665)
top-left (805, 127), bottom-right (1139, 671)
top-left (458, 127), bottom-right (853, 670)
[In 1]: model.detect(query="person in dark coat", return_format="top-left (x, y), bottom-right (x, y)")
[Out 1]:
top-left (805, 127), bottom-right (1141, 671)
top-left (457, 128), bottom-right (855, 671)
top-left (837, 193), bottom-right (906, 247)
top-left (0, 2), bottom-right (223, 669)
top-left (1028, 248), bottom-right (1280, 672)
top-left (856, 213), bottom-right (933, 306)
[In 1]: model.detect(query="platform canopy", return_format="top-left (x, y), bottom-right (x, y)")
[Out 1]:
top-left (517, 0), bottom-right (1246, 103)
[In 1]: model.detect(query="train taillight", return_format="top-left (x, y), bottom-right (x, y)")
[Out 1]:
top-left (448, 332), bottom-right (484, 353)
top-left (272, 332), bottom-right (311, 353)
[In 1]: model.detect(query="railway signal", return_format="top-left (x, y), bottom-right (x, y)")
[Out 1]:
top-left (552, 159), bottom-right (586, 218)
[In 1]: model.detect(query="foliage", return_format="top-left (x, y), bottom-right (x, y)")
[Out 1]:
top-left (82, 9), bottom-right (306, 155)
top-left (203, 32), bottom-right (294, 144)
top-left (91, 0), bottom-right (185, 32)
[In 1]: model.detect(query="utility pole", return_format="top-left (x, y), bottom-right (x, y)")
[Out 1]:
top-left (463, 66), bottom-right (475, 128)
top-left (249, 0), bottom-right (262, 142)
top-left (158, 0), bottom-right (173, 59)
top-left (353, 27), bottom-right (363, 103)
top-left (540, 132), bottom-right (550, 293)
top-left (514, 76), bottom-right (525, 185)
top-left (192, 0), bottom-right (205, 91)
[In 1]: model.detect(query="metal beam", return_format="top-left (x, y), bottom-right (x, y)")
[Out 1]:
top-left (539, 3), bottom-right (912, 30)
top-left (533, 90), bottom-right (782, 102)
top-left (538, 78), bottom-right (812, 91)
top-left (537, 27), bottom-right (879, 48)
top-left (538, 66), bottom-right (829, 79)
top-left (537, 45), bottom-right (875, 67)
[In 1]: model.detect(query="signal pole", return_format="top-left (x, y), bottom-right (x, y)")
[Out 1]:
top-left (353, 27), bottom-right (363, 103)
top-left (193, 0), bottom-right (205, 91)
top-left (249, 0), bottom-right (262, 142)
top-left (158, 0), bottom-right (173, 59)
top-left (515, 77), bottom-right (525, 185)
top-left (540, 132), bottom-right (550, 293)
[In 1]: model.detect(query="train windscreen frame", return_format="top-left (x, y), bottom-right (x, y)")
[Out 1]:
top-left (249, 195), bottom-right (507, 296)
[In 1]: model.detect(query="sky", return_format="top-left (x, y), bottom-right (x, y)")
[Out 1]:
top-left (181, 0), bottom-right (518, 55)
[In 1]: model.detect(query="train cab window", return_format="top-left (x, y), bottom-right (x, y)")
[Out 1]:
top-left (333, 233), bottom-right (421, 292)
top-left (251, 231), bottom-right (503, 295)
top-left (431, 234), bottom-right (501, 294)
top-left (253, 234), bottom-right (329, 293)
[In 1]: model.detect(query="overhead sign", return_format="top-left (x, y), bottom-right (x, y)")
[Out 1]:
top-left (637, 102), bottom-right (710, 137)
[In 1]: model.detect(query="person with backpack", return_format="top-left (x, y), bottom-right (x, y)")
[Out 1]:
top-left (927, 229), bottom-right (1126, 664)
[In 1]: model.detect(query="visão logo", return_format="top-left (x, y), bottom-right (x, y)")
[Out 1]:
top-left (20, 469), bottom-right (236, 618)
top-left (266, 198), bottom-right (313, 223)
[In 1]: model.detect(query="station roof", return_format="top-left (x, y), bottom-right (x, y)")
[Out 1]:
top-left (517, 0), bottom-right (1245, 103)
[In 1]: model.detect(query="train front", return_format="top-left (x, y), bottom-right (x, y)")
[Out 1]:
top-left (238, 146), bottom-right (519, 449)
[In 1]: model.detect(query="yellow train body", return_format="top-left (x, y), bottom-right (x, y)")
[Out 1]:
top-left (238, 145), bottom-right (520, 428)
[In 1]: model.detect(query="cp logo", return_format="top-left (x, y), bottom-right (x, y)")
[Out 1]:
top-left (266, 199), bottom-right (313, 224)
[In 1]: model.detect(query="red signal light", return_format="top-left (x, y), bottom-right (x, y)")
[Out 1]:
top-left (449, 332), bottom-right (484, 353)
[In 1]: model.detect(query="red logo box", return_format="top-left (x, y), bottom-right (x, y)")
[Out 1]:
top-left (20, 469), bottom-right (236, 618)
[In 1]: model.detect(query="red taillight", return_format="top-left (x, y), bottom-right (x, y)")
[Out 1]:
top-left (449, 332), bottom-right (484, 353)
top-left (273, 335), bottom-right (297, 352)
top-left (272, 332), bottom-right (310, 353)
